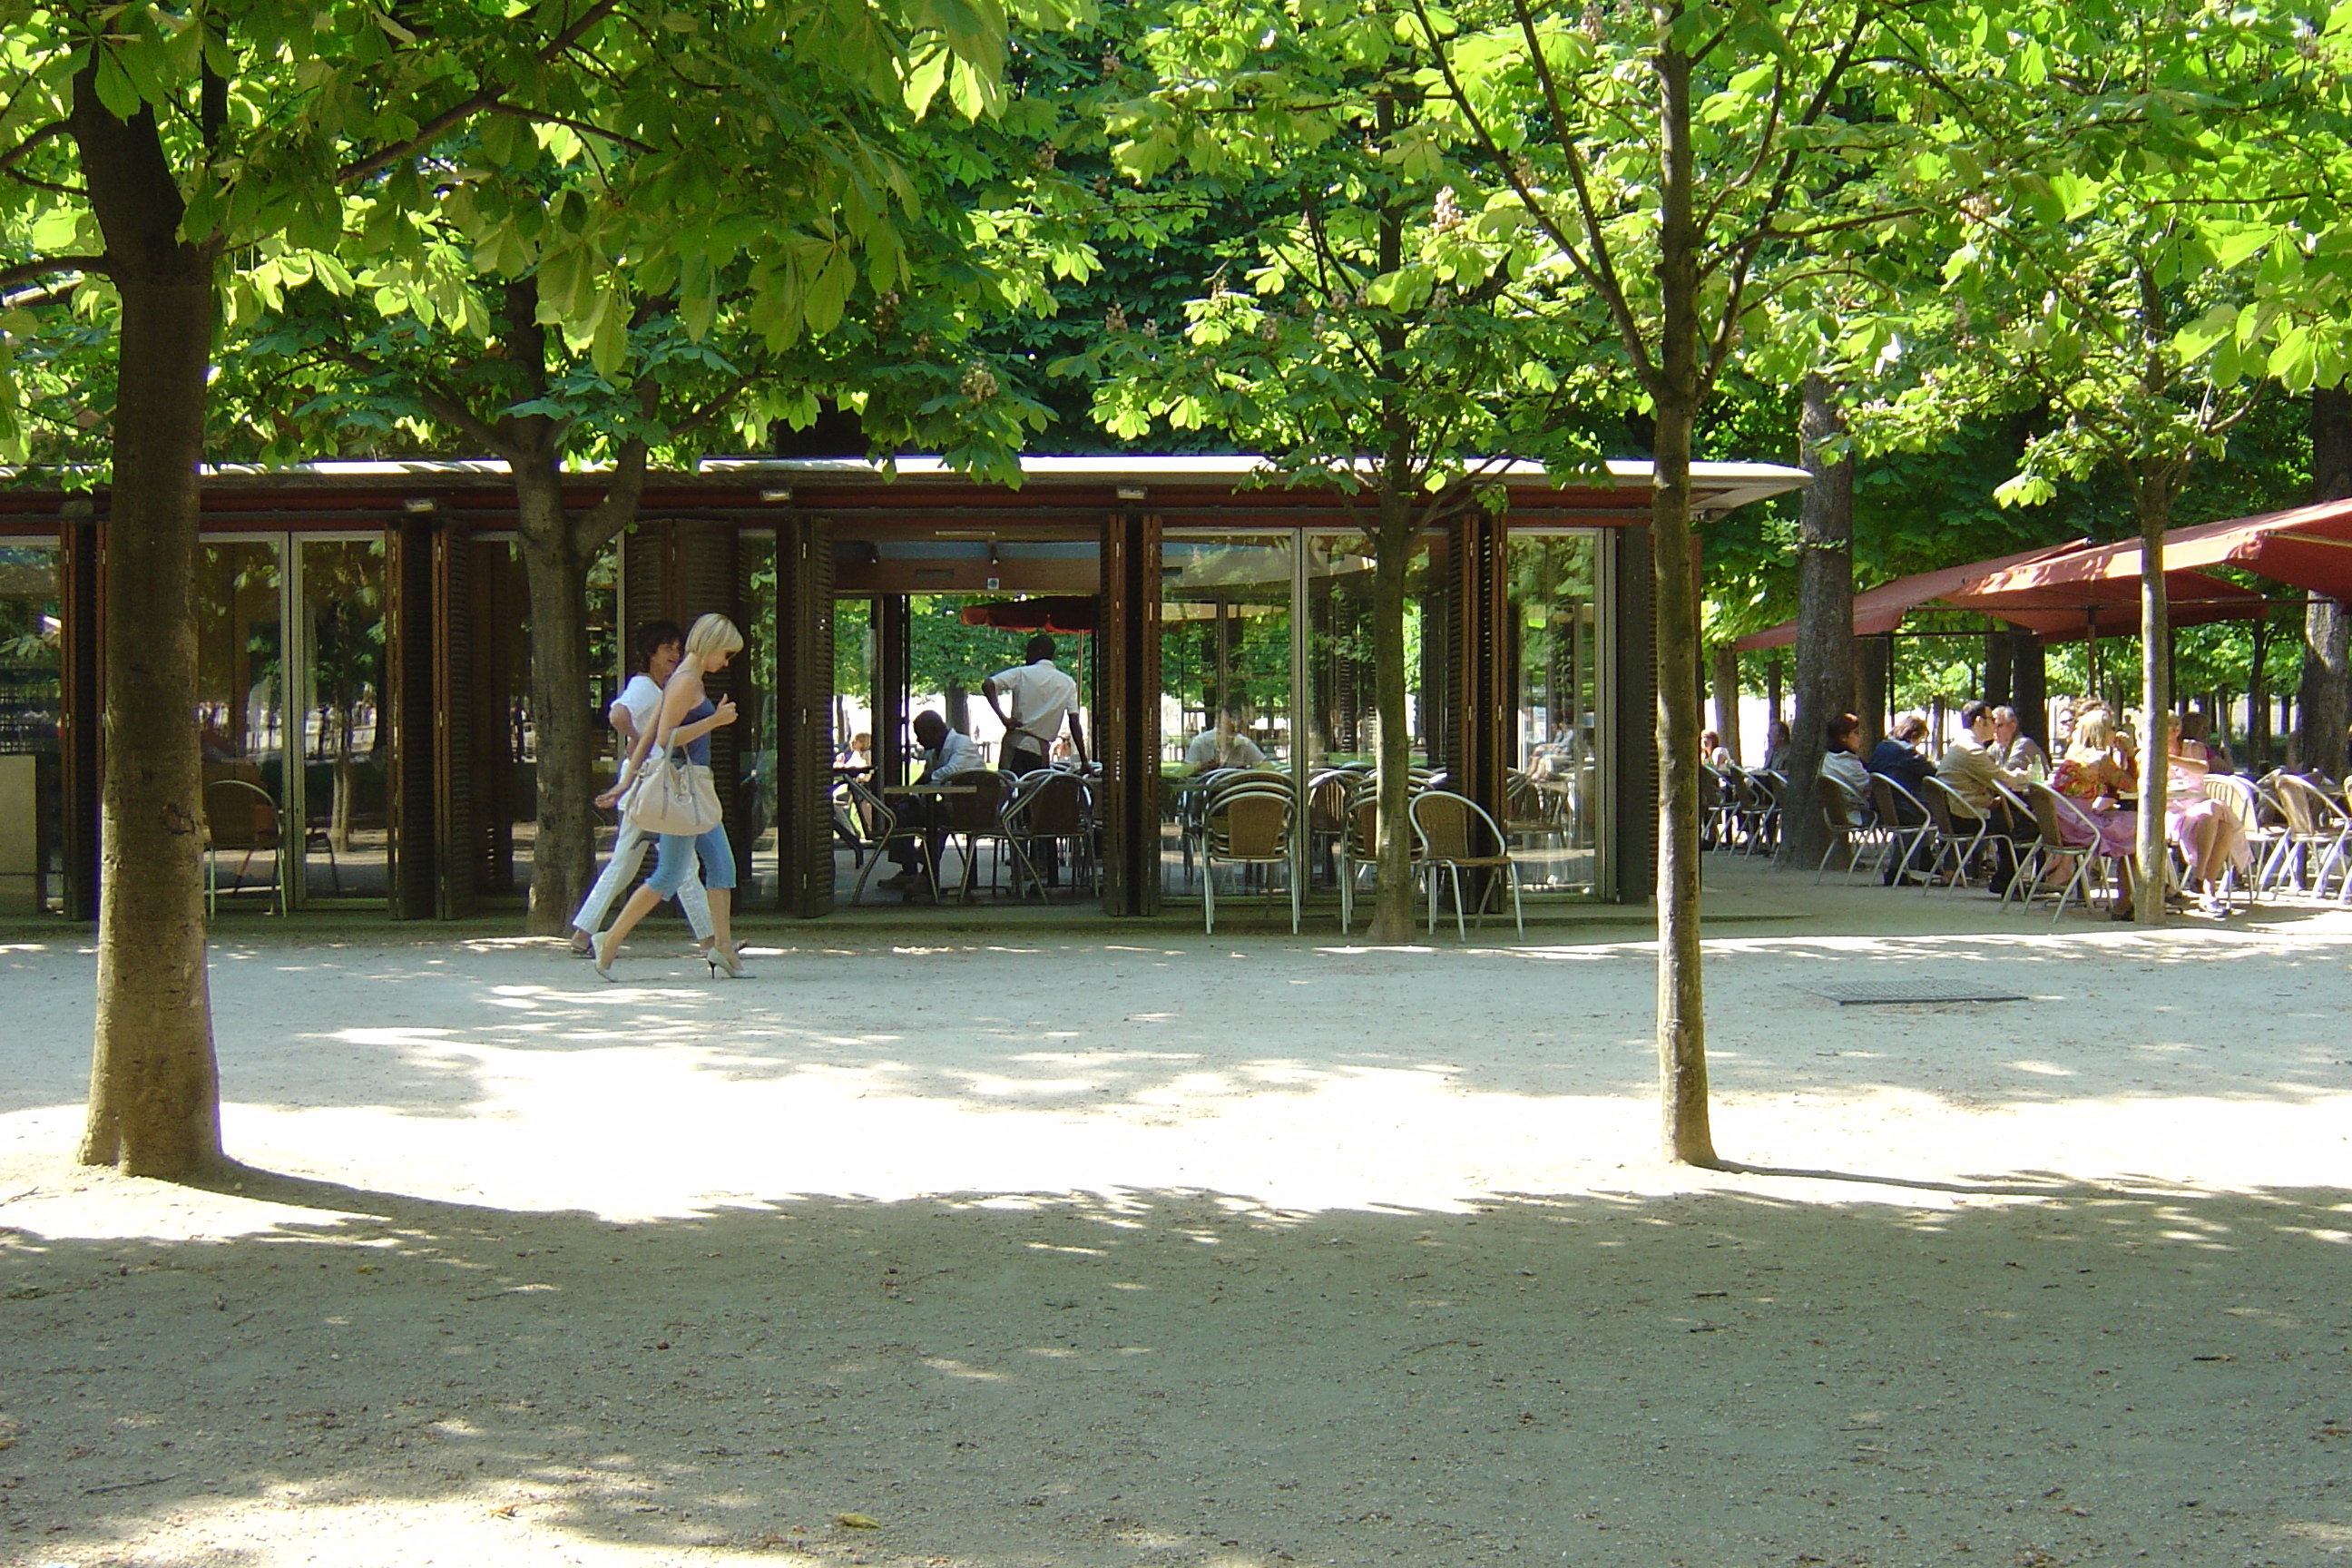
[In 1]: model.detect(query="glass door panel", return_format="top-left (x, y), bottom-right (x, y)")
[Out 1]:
top-left (1159, 534), bottom-right (1294, 902)
top-left (1508, 533), bottom-right (1602, 895)
top-left (195, 540), bottom-right (287, 910)
top-left (0, 544), bottom-right (60, 912)
top-left (295, 538), bottom-right (389, 904)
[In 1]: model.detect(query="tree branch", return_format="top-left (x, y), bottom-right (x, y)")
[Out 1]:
top-left (337, 0), bottom-right (628, 183)
top-left (486, 100), bottom-right (655, 156)
top-left (0, 253), bottom-right (109, 289)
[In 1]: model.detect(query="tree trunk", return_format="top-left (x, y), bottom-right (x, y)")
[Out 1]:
top-left (513, 462), bottom-right (597, 936)
top-left (1856, 634), bottom-right (1888, 749)
top-left (2297, 387), bottom-right (2352, 776)
top-left (1778, 371), bottom-right (1856, 874)
top-left (2134, 476), bottom-right (2171, 925)
top-left (1707, 642), bottom-right (1741, 763)
top-left (1649, 28), bottom-right (1715, 1167)
top-left (1363, 499), bottom-right (1418, 945)
top-left (2249, 612), bottom-right (2273, 768)
top-left (73, 83), bottom-right (222, 1175)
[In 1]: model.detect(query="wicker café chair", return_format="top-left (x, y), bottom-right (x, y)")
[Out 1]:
top-left (1408, 789), bottom-right (1524, 940)
top-left (1201, 782), bottom-right (1298, 936)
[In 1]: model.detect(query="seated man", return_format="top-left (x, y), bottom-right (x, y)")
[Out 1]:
top-left (1992, 706), bottom-right (2047, 773)
top-left (1185, 702), bottom-right (1268, 774)
top-left (878, 711), bottom-right (986, 897)
top-left (1936, 699), bottom-right (2031, 887)
top-left (1867, 711), bottom-right (1936, 883)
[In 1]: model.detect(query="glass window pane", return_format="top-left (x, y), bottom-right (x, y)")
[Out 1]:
top-left (1509, 533), bottom-right (1602, 895)
top-left (298, 538), bottom-right (388, 903)
top-left (1160, 534), bottom-right (1293, 902)
top-left (196, 541), bottom-right (286, 910)
top-left (0, 544), bottom-right (59, 913)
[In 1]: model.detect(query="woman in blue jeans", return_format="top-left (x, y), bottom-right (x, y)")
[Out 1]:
top-left (592, 613), bottom-right (749, 980)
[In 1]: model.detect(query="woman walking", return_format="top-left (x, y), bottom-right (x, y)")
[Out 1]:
top-left (593, 613), bottom-right (750, 980)
top-left (569, 620), bottom-right (713, 957)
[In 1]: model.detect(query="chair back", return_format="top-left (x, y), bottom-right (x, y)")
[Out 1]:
top-left (843, 775), bottom-right (898, 841)
top-left (1874, 773), bottom-right (1931, 831)
top-left (202, 775), bottom-right (277, 849)
top-left (1343, 794), bottom-right (1379, 859)
top-left (1917, 777), bottom-right (1963, 834)
top-left (2032, 781), bottom-right (2106, 856)
top-left (2275, 773), bottom-right (2340, 834)
top-left (1817, 773), bottom-right (1860, 834)
top-left (1308, 771), bottom-right (1353, 834)
top-left (1409, 789), bottom-right (1504, 861)
top-left (946, 771), bottom-right (1013, 833)
top-left (1212, 767), bottom-right (1294, 796)
top-left (1208, 788), bottom-right (1292, 861)
top-left (2202, 772), bottom-right (2259, 832)
top-left (1012, 770), bottom-right (1088, 836)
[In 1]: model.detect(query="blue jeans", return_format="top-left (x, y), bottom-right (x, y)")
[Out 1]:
top-left (648, 825), bottom-right (735, 896)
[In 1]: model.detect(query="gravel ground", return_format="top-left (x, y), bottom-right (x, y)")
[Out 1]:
top-left (3, 869), bottom-right (2350, 1568)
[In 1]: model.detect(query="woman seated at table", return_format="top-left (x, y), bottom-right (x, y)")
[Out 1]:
top-left (2161, 712), bottom-right (2251, 912)
top-left (1820, 712), bottom-right (1872, 825)
top-left (2040, 711), bottom-right (2141, 916)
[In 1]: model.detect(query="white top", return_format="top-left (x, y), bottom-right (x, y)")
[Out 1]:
top-left (610, 674), bottom-right (665, 782)
top-left (1186, 729), bottom-right (1267, 770)
top-left (990, 660), bottom-right (1080, 750)
top-left (925, 730), bottom-right (988, 781)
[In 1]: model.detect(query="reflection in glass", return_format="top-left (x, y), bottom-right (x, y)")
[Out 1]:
top-left (299, 538), bottom-right (387, 901)
top-left (0, 544), bottom-right (60, 911)
top-left (1508, 534), bottom-right (1601, 894)
top-left (1159, 534), bottom-right (1293, 900)
top-left (195, 541), bottom-right (286, 907)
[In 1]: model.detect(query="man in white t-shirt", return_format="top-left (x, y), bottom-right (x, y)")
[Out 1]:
top-left (985, 634), bottom-right (1086, 775)
top-left (568, 621), bottom-right (714, 955)
top-left (1184, 703), bottom-right (1268, 774)
top-left (984, 634), bottom-right (1085, 883)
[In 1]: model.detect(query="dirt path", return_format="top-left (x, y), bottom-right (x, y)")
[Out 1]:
top-left (5, 893), bottom-right (2351, 1566)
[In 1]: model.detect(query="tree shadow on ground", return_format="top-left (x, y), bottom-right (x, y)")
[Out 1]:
top-left (5, 1165), bottom-right (2349, 1568)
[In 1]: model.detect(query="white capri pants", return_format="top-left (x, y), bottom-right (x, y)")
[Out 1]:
top-left (571, 817), bottom-right (713, 938)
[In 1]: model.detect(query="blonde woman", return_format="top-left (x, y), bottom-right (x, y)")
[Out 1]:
top-left (593, 613), bottom-right (748, 979)
top-left (2161, 711), bottom-right (2250, 912)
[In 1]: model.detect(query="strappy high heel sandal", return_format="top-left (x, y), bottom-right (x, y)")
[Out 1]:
top-left (708, 942), bottom-right (749, 980)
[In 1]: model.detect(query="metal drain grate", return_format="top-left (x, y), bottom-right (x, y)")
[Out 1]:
top-left (1799, 978), bottom-right (2028, 1006)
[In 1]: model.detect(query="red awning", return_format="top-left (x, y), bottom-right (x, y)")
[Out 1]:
top-left (1731, 540), bottom-right (2086, 652)
top-left (959, 595), bottom-right (1096, 633)
top-left (1963, 495), bottom-right (2352, 604)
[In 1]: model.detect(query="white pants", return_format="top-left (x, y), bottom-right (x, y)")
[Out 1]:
top-left (572, 817), bottom-right (713, 938)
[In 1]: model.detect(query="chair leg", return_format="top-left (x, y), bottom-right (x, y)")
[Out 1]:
top-left (1203, 863), bottom-right (1215, 936)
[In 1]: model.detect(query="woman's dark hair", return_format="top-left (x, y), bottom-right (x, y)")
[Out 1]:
top-left (632, 619), bottom-right (685, 671)
top-left (1825, 712), bottom-right (1862, 749)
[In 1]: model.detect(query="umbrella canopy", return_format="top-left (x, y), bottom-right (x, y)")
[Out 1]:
top-left (1963, 495), bottom-right (2352, 604)
top-left (1942, 562), bottom-right (2269, 633)
top-left (1731, 540), bottom-right (2087, 652)
top-left (959, 595), bottom-right (1096, 633)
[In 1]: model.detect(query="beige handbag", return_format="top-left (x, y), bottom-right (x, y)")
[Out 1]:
top-left (620, 744), bottom-right (722, 837)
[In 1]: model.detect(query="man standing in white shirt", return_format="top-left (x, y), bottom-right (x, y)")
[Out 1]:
top-left (568, 621), bottom-right (715, 955)
top-left (984, 633), bottom-right (1087, 775)
top-left (984, 634), bottom-right (1086, 886)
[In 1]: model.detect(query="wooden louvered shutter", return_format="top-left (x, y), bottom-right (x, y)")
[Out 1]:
top-left (778, 517), bottom-right (835, 916)
top-left (1096, 511), bottom-right (1161, 916)
top-left (671, 521), bottom-right (742, 849)
top-left (387, 518), bottom-right (438, 919)
top-left (1451, 511), bottom-right (1510, 832)
top-left (432, 523), bottom-right (476, 918)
